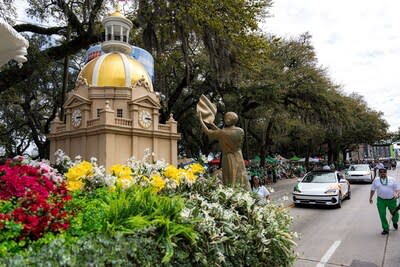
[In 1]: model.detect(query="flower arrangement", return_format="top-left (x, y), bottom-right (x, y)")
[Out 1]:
top-left (57, 149), bottom-right (206, 193)
top-left (0, 156), bottom-right (72, 255)
top-left (0, 150), bottom-right (296, 266)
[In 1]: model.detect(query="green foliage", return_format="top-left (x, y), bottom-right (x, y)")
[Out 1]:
top-left (0, 220), bottom-right (24, 256)
top-left (66, 191), bottom-right (106, 236)
top-left (63, 186), bottom-right (196, 264)
top-left (98, 186), bottom-right (196, 263)
top-left (0, 232), bottom-right (196, 267)
top-left (0, 200), bottom-right (16, 213)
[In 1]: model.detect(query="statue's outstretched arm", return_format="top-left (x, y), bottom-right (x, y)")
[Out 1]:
top-left (208, 122), bottom-right (219, 130)
top-left (198, 112), bottom-right (212, 134)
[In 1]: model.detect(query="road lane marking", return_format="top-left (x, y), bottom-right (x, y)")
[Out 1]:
top-left (315, 240), bottom-right (341, 267)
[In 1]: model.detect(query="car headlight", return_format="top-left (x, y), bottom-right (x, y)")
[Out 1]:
top-left (325, 188), bottom-right (338, 195)
top-left (293, 184), bottom-right (301, 193)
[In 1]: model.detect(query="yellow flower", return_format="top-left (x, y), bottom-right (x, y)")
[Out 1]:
top-left (65, 168), bottom-right (80, 182)
top-left (151, 173), bottom-right (166, 192)
top-left (109, 164), bottom-right (132, 180)
top-left (164, 165), bottom-right (181, 185)
top-left (65, 161), bottom-right (93, 191)
top-left (66, 180), bottom-right (84, 191)
top-left (186, 171), bottom-right (198, 183)
top-left (189, 163), bottom-right (205, 174)
top-left (185, 171), bottom-right (197, 183)
top-left (79, 161), bottom-right (94, 176)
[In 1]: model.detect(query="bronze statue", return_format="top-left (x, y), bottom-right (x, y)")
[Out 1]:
top-left (197, 95), bottom-right (250, 190)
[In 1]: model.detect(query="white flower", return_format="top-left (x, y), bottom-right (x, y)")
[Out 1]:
top-left (90, 157), bottom-right (98, 165)
top-left (180, 207), bottom-right (192, 218)
top-left (74, 155), bottom-right (82, 163)
top-left (104, 174), bottom-right (117, 187)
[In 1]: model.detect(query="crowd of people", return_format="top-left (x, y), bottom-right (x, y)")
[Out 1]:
top-left (247, 162), bottom-right (305, 186)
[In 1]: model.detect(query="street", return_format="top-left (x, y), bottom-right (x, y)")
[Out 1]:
top-left (270, 167), bottom-right (400, 267)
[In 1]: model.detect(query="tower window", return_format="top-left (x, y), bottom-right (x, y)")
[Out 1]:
top-left (117, 109), bottom-right (123, 118)
top-left (106, 26), bottom-right (112, 41)
top-left (114, 25), bottom-right (121, 41)
top-left (97, 109), bottom-right (102, 118)
top-left (122, 27), bottom-right (128, 42)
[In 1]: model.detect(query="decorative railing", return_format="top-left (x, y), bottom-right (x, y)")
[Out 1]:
top-left (56, 125), bottom-right (66, 132)
top-left (87, 118), bottom-right (100, 127)
top-left (158, 124), bottom-right (170, 131)
top-left (115, 117), bottom-right (133, 127)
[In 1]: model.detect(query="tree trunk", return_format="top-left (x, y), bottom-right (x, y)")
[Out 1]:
top-left (37, 140), bottom-right (50, 160)
top-left (327, 141), bottom-right (334, 164)
top-left (60, 26), bottom-right (71, 120)
top-left (262, 118), bottom-right (274, 165)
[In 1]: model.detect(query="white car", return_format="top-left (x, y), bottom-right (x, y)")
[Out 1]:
top-left (346, 164), bottom-right (373, 183)
top-left (292, 170), bottom-right (351, 208)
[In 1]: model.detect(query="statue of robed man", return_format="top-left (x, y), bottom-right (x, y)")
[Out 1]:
top-left (197, 95), bottom-right (250, 190)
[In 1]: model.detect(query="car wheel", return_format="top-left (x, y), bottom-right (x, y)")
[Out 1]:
top-left (336, 193), bottom-right (342, 208)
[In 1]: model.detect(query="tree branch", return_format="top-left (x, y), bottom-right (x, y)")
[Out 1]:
top-left (14, 24), bottom-right (66, 35)
top-left (0, 32), bottom-right (101, 93)
top-left (55, 0), bottom-right (84, 34)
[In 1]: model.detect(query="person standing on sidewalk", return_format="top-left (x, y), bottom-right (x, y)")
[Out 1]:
top-left (250, 175), bottom-right (270, 205)
top-left (369, 168), bottom-right (399, 235)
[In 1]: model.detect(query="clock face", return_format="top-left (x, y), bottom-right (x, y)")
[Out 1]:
top-left (71, 109), bottom-right (82, 127)
top-left (138, 110), bottom-right (152, 128)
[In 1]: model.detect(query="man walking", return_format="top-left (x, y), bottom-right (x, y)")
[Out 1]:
top-left (369, 168), bottom-right (399, 235)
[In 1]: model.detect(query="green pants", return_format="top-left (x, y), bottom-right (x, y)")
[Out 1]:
top-left (377, 197), bottom-right (399, 231)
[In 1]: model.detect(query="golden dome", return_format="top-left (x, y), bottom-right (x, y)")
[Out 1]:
top-left (109, 2), bottom-right (124, 17)
top-left (78, 52), bottom-right (153, 91)
top-left (109, 10), bottom-right (124, 17)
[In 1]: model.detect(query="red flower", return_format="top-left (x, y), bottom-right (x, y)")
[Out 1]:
top-left (0, 158), bottom-right (73, 241)
top-left (50, 208), bottom-right (59, 217)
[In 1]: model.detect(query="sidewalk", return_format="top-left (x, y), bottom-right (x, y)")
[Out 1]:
top-left (268, 177), bottom-right (298, 207)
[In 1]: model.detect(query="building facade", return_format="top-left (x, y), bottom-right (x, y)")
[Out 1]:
top-left (48, 6), bottom-right (179, 168)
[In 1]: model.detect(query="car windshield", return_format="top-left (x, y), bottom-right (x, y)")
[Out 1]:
top-left (349, 165), bottom-right (369, 171)
top-left (302, 172), bottom-right (337, 183)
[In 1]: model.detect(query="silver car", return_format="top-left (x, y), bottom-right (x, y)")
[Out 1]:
top-left (292, 170), bottom-right (351, 208)
top-left (346, 164), bottom-right (373, 183)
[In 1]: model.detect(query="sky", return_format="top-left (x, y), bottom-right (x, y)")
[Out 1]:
top-left (262, 0), bottom-right (400, 132)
